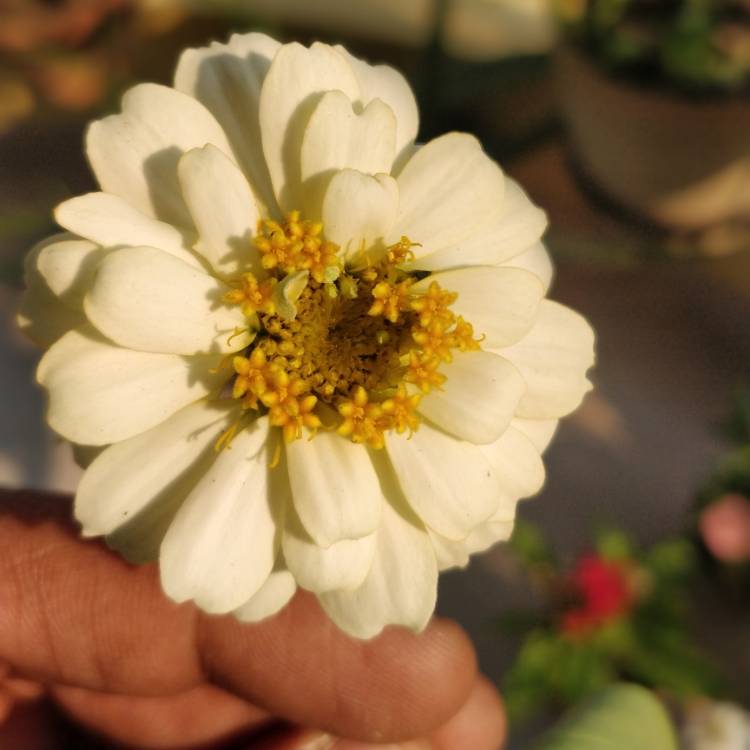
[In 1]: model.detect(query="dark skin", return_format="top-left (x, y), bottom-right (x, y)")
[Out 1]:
top-left (0, 490), bottom-right (506, 748)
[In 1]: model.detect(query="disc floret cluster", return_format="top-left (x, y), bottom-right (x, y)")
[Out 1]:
top-left (222, 211), bottom-right (483, 448)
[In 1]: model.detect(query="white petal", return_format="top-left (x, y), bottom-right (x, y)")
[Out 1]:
top-left (84, 246), bottom-right (250, 355)
top-left (86, 83), bottom-right (234, 227)
top-left (479, 425), bottom-right (546, 499)
top-left (16, 289), bottom-right (83, 347)
top-left (285, 432), bottom-right (381, 547)
top-left (321, 170), bottom-right (398, 261)
top-left (333, 45), bottom-right (419, 159)
top-left (36, 238), bottom-right (104, 309)
top-left (495, 300), bottom-right (595, 419)
top-left (319, 488), bottom-right (437, 639)
top-left (300, 91), bottom-right (397, 183)
top-left (429, 513), bottom-right (516, 572)
top-left (511, 417), bottom-right (558, 454)
top-left (411, 267), bottom-right (543, 348)
top-left (174, 32), bottom-right (281, 215)
top-left (234, 569), bottom-right (297, 624)
top-left (417, 350), bottom-right (526, 444)
top-left (37, 327), bottom-right (218, 445)
top-left (23, 232), bottom-right (71, 277)
top-left (259, 42), bottom-right (360, 211)
top-left (283, 503), bottom-right (376, 593)
top-left (55, 192), bottom-right (200, 268)
top-left (388, 133), bottom-right (505, 255)
top-left (386, 422), bottom-right (500, 540)
top-left (178, 145), bottom-right (262, 279)
top-left (502, 240), bottom-right (554, 293)
top-left (159, 418), bottom-right (277, 614)
top-left (409, 178), bottom-right (548, 271)
top-left (17, 280), bottom-right (83, 345)
top-left (75, 400), bottom-right (233, 538)
top-left (17, 236), bottom-right (85, 345)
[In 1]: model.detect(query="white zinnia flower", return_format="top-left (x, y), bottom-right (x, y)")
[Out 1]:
top-left (18, 33), bottom-right (595, 639)
top-left (682, 700), bottom-right (750, 750)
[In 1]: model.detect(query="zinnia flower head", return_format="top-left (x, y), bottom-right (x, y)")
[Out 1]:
top-left (19, 33), bottom-right (595, 639)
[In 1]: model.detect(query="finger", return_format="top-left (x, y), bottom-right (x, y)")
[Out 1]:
top-left (0, 490), bottom-right (477, 742)
top-left (51, 683), bottom-right (269, 749)
top-left (251, 675), bottom-right (506, 750)
top-left (3, 676), bottom-right (44, 702)
top-left (199, 593), bottom-right (475, 742)
top-left (430, 675), bottom-right (506, 750)
top-left (0, 661), bottom-right (45, 723)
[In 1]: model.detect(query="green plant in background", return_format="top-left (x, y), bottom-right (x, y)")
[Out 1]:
top-left (502, 522), bottom-right (723, 724)
top-left (555, 0), bottom-right (750, 93)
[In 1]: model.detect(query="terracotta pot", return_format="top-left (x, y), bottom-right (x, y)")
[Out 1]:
top-left (555, 43), bottom-right (750, 230)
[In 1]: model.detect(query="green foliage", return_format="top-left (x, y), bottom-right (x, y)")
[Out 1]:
top-left (562, 0), bottom-right (750, 93)
top-left (645, 539), bottom-right (695, 581)
top-left (505, 631), bottom-right (616, 721)
top-left (595, 528), bottom-right (633, 561)
top-left (697, 446), bottom-right (750, 510)
top-left (510, 520), bottom-right (557, 568)
top-left (502, 524), bottom-right (722, 725)
top-left (534, 684), bottom-right (679, 750)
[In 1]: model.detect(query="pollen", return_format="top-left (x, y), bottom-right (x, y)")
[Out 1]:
top-left (380, 385), bottom-right (422, 436)
top-left (368, 279), bottom-right (413, 323)
top-left (224, 272), bottom-right (277, 317)
top-left (410, 282), bottom-right (457, 328)
top-left (254, 210), bottom-right (341, 284)
top-left (404, 351), bottom-right (447, 393)
top-left (337, 386), bottom-right (388, 449)
top-left (411, 320), bottom-right (454, 363)
top-left (385, 236), bottom-right (421, 265)
top-left (449, 316), bottom-right (483, 352)
top-left (219, 210), bottom-right (484, 448)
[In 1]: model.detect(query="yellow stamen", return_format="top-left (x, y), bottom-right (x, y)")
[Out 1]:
top-left (449, 316), bottom-right (483, 352)
top-left (218, 211), bottom-right (484, 447)
top-left (385, 236), bottom-right (421, 265)
top-left (410, 281), bottom-right (457, 328)
top-left (224, 272), bottom-right (277, 317)
top-left (404, 352), bottom-right (446, 394)
top-left (380, 385), bottom-right (422, 436)
top-left (255, 210), bottom-right (341, 284)
top-left (214, 419), bottom-right (241, 452)
top-left (337, 386), bottom-right (387, 449)
top-left (411, 320), bottom-right (454, 363)
top-left (368, 279), bottom-right (413, 323)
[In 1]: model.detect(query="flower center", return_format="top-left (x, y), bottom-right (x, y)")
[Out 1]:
top-left (221, 211), bottom-right (482, 448)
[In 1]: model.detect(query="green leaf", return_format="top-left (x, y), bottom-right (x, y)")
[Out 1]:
top-left (534, 684), bottom-right (679, 750)
top-left (645, 539), bottom-right (695, 580)
top-left (509, 521), bottom-right (555, 567)
top-left (595, 528), bottom-right (632, 560)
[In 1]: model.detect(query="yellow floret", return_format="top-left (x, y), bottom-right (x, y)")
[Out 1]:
top-left (367, 279), bottom-right (413, 323)
top-left (223, 272), bottom-right (277, 317)
top-left (404, 351), bottom-right (446, 394)
top-left (255, 210), bottom-right (341, 284)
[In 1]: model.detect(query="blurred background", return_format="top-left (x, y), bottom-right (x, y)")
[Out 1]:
top-left (1, 0), bottom-right (750, 747)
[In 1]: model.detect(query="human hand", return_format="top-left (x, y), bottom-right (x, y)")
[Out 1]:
top-left (0, 489), bottom-right (506, 749)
